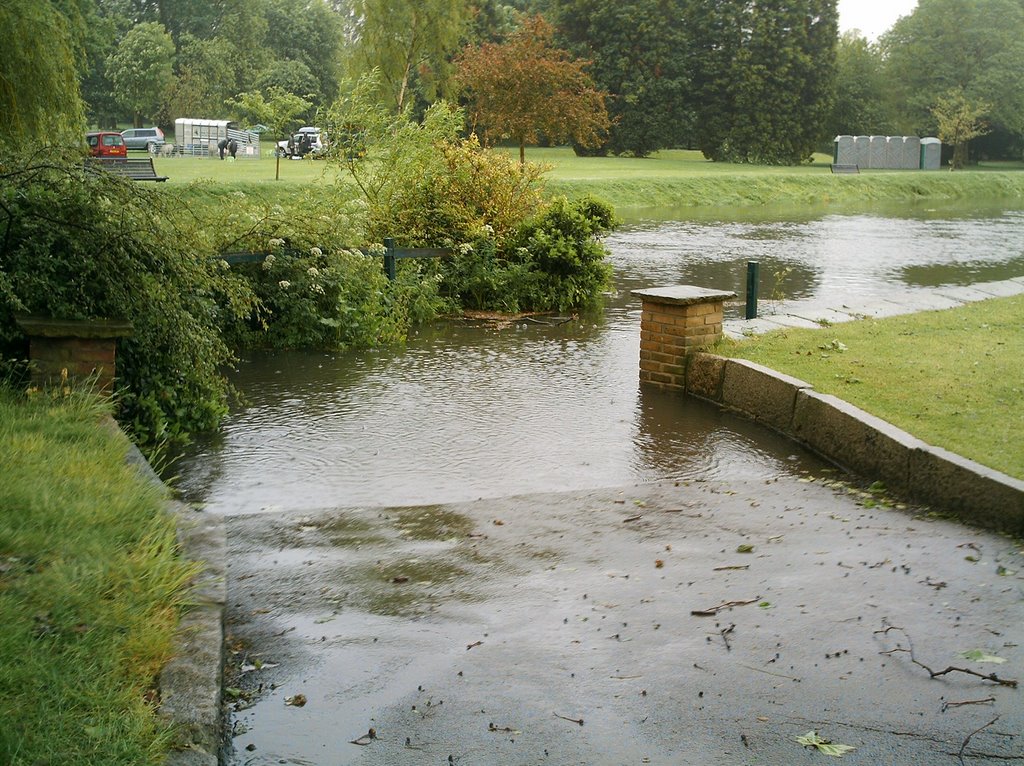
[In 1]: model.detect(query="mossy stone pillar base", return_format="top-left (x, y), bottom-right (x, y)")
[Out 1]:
top-left (15, 316), bottom-right (133, 393)
top-left (632, 286), bottom-right (735, 391)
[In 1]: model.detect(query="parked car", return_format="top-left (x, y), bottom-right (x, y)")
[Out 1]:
top-left (277, 126), bottom-right (324, 158)
top-left (121, 127), bottom-right (165, 152)
top-left (86, 131), bottom-right (127, 158)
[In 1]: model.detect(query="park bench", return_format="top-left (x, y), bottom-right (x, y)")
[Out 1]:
top-left (90, 157), bottom-right (168, 182)
top-left (830, 163), bottom-right (860, 174)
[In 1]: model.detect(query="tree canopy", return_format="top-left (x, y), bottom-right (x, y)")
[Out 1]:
top-left (106, 20), bottom-right (175, 126)
top-left (456, 14), bottom-right (610, 163)
top-left (881, 0), bottom-right (1024, 160)
top-left (688, 0), bottom-right (838, 164)
top-left (549, 0), bottom-right (691, 157)
top-left (0, 0), bottom-right (85, 145)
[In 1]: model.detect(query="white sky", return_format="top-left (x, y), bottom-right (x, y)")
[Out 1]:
top-left (837, 0), bottom-right (919, 40)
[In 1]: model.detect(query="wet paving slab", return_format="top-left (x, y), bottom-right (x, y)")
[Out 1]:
top-left (223, 474), bottom-right (1024, 765)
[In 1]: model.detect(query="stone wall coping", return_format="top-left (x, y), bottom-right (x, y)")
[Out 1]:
top-left (632, 286), bottom-right (737, 306)
top-left (683, 353), bottom-right (1024, 533)
top-left (15, 314), bottom-right (134, 339)
top-left (111, 418), bottom-right (225, 765)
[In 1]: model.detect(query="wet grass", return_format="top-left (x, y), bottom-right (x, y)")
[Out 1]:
top-left (153, 146), bottom-right (1024, 213)
top-left (0, 386), bottom-right (196, 765)
top-left (721, 294), bottom-right (1024, 480)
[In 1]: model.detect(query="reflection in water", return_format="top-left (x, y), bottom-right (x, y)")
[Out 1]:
top-left (173, 205), bottom-right (1024, 515)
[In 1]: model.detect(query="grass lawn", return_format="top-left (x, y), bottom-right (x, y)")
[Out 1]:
top-left (150, 145), bottom-right (1024, 211)
top-left (0, 388), bottom-right (195, 765)
top-left (720, 294), bottom-right (1024, 480)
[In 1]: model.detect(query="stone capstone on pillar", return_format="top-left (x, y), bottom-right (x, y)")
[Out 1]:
top-left (632, 286), bottom-right (736, 391)
top-left (15, 316), bottom-right (133, 393)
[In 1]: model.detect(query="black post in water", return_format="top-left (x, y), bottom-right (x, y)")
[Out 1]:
top-left (745, 261), bottom-right (760, 319)
top-left (383, 237), bottom-right (396, 281)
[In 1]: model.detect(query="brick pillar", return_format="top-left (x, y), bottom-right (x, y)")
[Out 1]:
top-left (15, 316), bottom-right (133, 394)
top-left (631, 286), bottom-right (736, 391)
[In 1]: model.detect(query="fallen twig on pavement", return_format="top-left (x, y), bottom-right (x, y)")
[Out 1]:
top-left (874, 624), bottom-right (1019, 688)
top-left (553, 712), bottom-right (585, 726)
top-left (691, 597), bottom-right (759, 617)
top-left (942, 697), bottom-right (995, 712)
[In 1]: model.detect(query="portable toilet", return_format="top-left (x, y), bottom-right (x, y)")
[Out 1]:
top-left (854, 136), bottom-right (871, 168)
top-left (920, 137), bottom-right (942, 170)
top-left (885, 136), bottom-right (903, 169)
top-left (833, 135), bottom-right (855, 165)
top-left (868, 136), bottom-right (887, 168)
top-left (902, 136), bottom-right (921, 169)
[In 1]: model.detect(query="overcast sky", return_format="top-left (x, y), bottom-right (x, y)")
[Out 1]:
top-left (837, 0), bottom-right (919, 40)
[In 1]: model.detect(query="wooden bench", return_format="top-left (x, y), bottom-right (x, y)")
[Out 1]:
top-left (830, 163), bottom-right (860, 174)
top-left (90, 157), bottom-right (168, 182)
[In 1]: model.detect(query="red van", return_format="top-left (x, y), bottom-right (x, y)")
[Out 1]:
top-left (86, 131), bottom-right (127, 158)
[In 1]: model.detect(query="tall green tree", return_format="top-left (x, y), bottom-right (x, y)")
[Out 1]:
top-left (166, 34), bottom-right (238, 119)
top-left (827, 31), bottom-right (892, 137)
top-left (455, 14), bottom-right (610, 163)
top-left (880, 0), bottom-right (1024, 159)
top-left (0, 0), bottom-right (85, 145)
top-left (264, 0), bottom-right (345, 105)
top-left (550, 0), bottom-right (691, 157)
top-left (106, 21), bottom-right (176, 126)
top-left (344, 0), bottom-right (470, 111)
top-left (688, 0), bottom-right (838, 164)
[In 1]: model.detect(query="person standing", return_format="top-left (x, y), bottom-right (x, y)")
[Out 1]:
top-left (217, 137), bottom-right (228, 159)
top-left (228, 138), bottom-right (238, 160)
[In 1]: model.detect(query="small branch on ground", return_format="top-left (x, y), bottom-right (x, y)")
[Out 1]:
top-left (719, 623), bottom-right (735, 651)
top-left (691, 598), bottom-right (759, 617)
top-left (942, 697), bottom-right (995, 712)
top-left (874, 624), bottom-right (1019, 688)
top-left (553, 712), bottom-right (584, 726)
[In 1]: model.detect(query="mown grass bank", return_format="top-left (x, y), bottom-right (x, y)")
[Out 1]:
top-left (720, 294), bottom-right (1024, 480)
top-left (152, 146), bottom-right (1024, 211)
top-left (0, 388), bottom-right (195, 765)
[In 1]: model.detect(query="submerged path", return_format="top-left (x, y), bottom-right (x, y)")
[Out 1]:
top-left (223, 476), bottom-right (1023, 765)
top-left (724, 275), bottom-right (1024, 337)
top-left (209, 277), bottom-right (1024, 765)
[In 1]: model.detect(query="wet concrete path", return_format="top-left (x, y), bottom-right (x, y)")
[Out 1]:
top-left (224, 474), bottom-right (1024, 765)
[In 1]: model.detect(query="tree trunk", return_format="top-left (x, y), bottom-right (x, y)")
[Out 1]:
top-left (519, 141), bottom-right (525, 165)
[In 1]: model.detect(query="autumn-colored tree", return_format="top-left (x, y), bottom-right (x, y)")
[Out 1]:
top-left (455, 15), bottom-right (610, 163)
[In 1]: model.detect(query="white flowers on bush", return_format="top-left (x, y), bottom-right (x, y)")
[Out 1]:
top-left (310, 283), bottom-right (325, 295)
top-left (458, 242), bottom-right (474, 255)
top-left (278, 280), bottom-right (291, 290)
top-left (309, 246), bottom-right (322, 257)
top-left (268, 237), bottom-right (285, 249)
top-left (366, 243), bottom-right (386, 256)
top-left (262, 253), bottom-right (276, 270)
top-left (307, 267), bottom-right (320, 277)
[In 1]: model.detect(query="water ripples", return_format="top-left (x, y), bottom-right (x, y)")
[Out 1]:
top-left (173, 206), bottom-right (1024, 514)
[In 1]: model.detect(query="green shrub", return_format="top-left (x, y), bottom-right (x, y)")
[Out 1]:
top-left (223, 244), bottom-right (449, 349)
top-left (441, 196), bottom-right (617, 313)
top-left (0, 152), bottom-right (254, 445)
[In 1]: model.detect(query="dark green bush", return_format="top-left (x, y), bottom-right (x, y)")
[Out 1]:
top-left (0, 152), bottom-right (254, 445)
top-left (442, 196), bottom-right (617, 313)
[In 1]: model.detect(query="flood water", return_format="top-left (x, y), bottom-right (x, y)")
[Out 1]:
top-left (172, 201), bottom-right (1024, 515)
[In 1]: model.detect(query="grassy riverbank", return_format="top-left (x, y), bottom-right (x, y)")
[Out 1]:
top-left (153, 147), bottom-right (1024, 211)
top-left (720, 294), bottom-right (1024, 480)
top-left (0, 388), bottom-right (195, 765)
